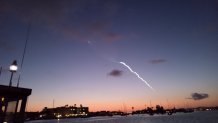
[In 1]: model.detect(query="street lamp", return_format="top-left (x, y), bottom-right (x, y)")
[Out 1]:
top-left (9, 60), bottom-right (18, 87)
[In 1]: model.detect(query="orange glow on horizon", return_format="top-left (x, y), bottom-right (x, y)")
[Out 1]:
top-left (26, 98), bottom-right (218, 112)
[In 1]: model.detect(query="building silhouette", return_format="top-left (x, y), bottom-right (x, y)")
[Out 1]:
top-left (40, 104), bottom-right (89, 119)
top-left (0, 85), bottom-right (32, 123)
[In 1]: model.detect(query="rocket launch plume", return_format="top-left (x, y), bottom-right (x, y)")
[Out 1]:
top-left (119, 62), bottom-right (154, 91)
top-left (87, 41), bottom-right (155, 91)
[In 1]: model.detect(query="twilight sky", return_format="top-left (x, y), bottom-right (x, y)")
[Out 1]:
top-left (0, 0), bottom-right (218, 112)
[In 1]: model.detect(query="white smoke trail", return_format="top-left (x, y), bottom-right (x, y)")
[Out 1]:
top-left (87, 41), bottom-right (155, 91)
top-left (119, 62), bottom-right (155, 91)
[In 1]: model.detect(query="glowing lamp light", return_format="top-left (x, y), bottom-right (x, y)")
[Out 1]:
top-left (9, 60), bottom-right (18, 72)
top-left (9, 60), bottom-right (18, 86)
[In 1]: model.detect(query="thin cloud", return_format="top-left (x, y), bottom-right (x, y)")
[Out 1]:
top-left (108, 69), bottom-right (123, 77)
top-left (150, 59), bottom-right (167, 64)
top-left (0, 41), bottom-right (15, 52)
top-left (87, 21), bottom-right (110, 33)
top-left (103, 32), bottom-right (123, 43)
top-left (0, 0), bottom-right (125, 43)
top-left (187, 92), bottom-right (209, 100)
top-left (206, 22), bottom-right (218, 33)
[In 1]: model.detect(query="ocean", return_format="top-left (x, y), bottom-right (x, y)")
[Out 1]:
top-left (26, 110), bottom-right (218, 123)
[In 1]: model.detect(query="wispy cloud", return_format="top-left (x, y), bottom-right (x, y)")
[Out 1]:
top-left (87, 21), bottom-right (110, 33)
top-left (206, 22), bottom-right (218, 33)
top-left (0, 41), bottom-right (15, 52)
top-left (60, 21), bottom-right (124, 42)
top-left (108, 69), bottom-right (123, 77)
top-left (150, 59), bottom-right (167, 64)
top-left (187, 92), bottom-right (209, 100)
top-left (103, 32), bottom-right (123, 43)
top-left (0, 0), bottom-right (124, 43)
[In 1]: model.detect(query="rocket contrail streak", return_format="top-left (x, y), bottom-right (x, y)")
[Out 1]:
top-left (119, 62), bottom-right (154, 91)
top-left (87, 41), bottom-right (154, 91)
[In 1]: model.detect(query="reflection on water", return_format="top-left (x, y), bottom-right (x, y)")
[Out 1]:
top-left (26, 111), bottom-right (218, 123)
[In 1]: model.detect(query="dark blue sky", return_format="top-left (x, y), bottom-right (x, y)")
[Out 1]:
top-left (0, 0), bottom-right (218, 111)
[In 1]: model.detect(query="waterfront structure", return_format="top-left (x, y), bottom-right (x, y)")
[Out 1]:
top-left (40, 104), bottom-right (89, 119)
top-left (0, 85), bottom-right (32, 123)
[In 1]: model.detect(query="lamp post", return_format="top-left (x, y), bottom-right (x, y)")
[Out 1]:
top-left (9, 60), bottom-right (18, 87)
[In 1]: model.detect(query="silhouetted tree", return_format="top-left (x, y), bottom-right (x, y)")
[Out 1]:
top-left (147, 107), bottom-right (154, 115)
top-left (156, 105), bottom-right (165, 114)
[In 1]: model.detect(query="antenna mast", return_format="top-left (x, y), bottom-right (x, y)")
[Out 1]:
top-left (17, 20), bottom-right (31, 87)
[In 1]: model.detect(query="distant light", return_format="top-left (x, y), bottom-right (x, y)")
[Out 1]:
top-left (56, 114), bottom-right (62, 118)
top-left (9, 60), bottom-right (18, 72)
top-left (1, 97), bottom-right (4, 102)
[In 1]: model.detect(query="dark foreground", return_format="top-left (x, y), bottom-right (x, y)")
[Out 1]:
top-left (26, 110), bottom-right (218, 123)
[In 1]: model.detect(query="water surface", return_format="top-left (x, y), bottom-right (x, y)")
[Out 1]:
top-left (26, 111), bottom-right (218, 123)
